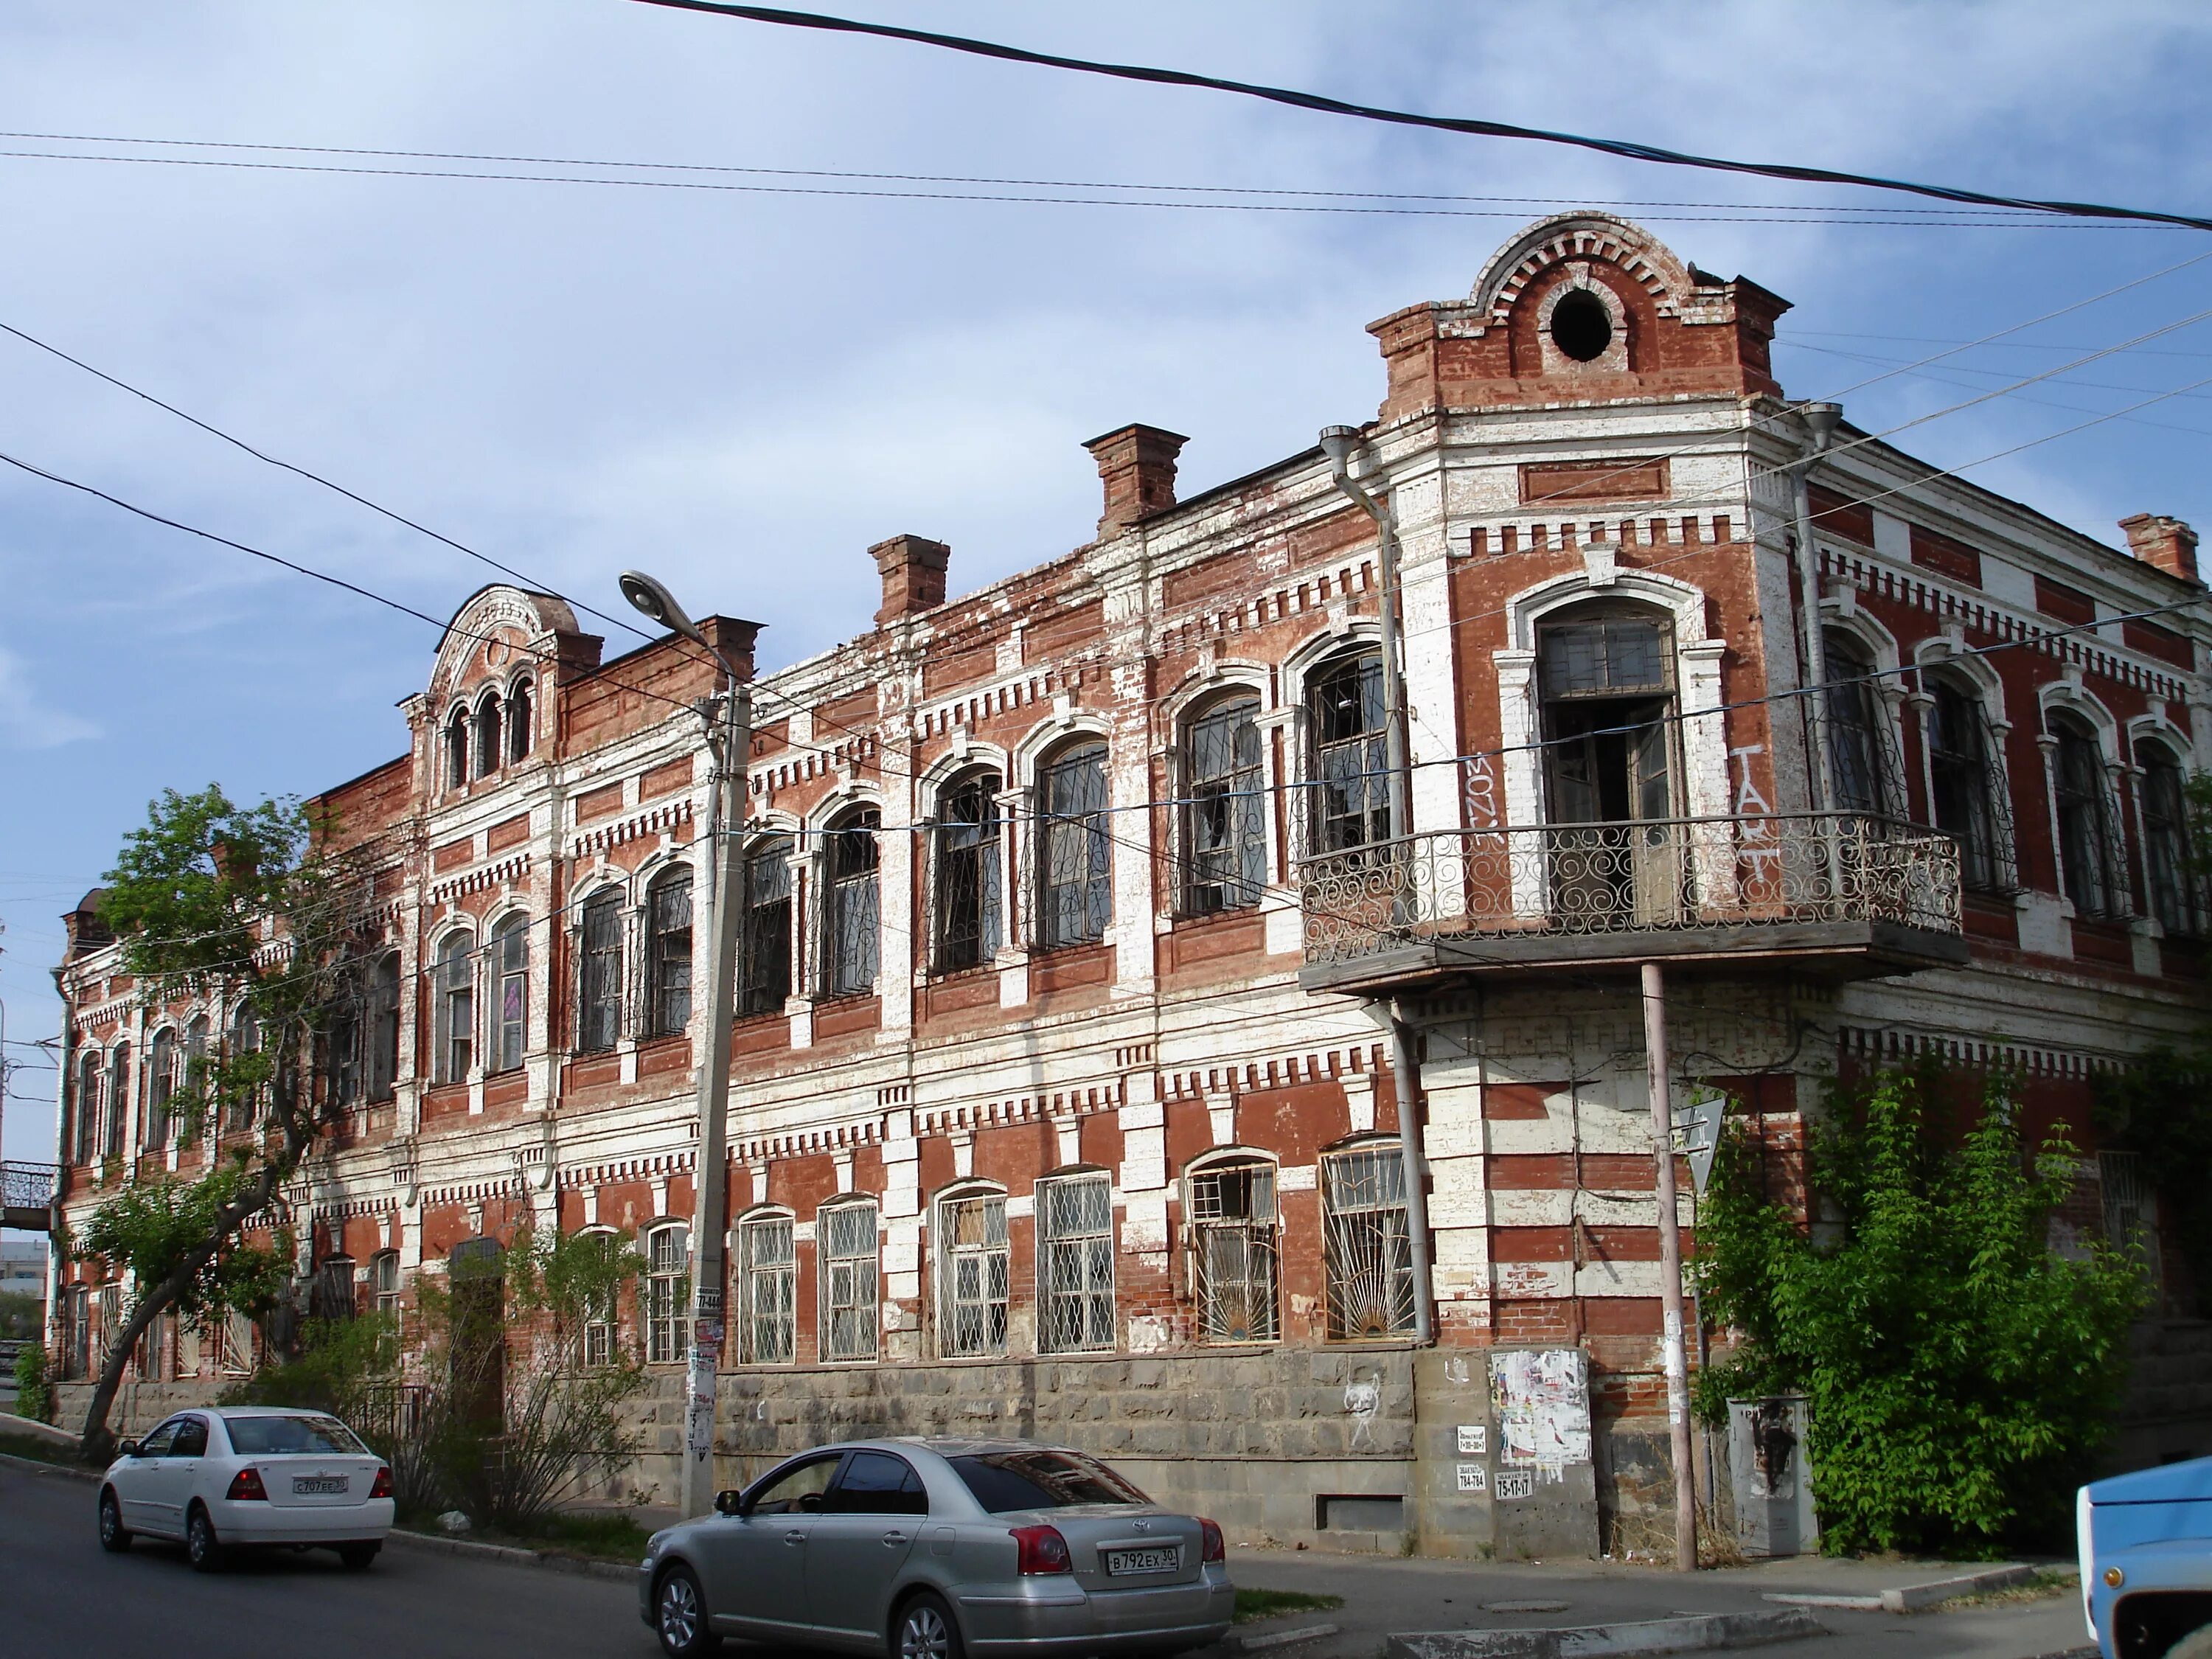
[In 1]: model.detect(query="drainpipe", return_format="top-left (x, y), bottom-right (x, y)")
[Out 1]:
top-left (1787, 403), bottom-right (1844, 820)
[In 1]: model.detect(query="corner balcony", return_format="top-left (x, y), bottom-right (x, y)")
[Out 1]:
top-left (1297, 812), bottom-right (1968, 995)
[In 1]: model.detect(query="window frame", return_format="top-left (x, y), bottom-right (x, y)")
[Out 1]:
top-left (491, 912), bottom-right (530, 1074)
top-left (74, 1052), bottom-right (101, 1165)
top-left (1034, 742), bottom-right (1112, 952)
top-left (145, 1027), bottom-right (178, 1151)
top-left (818, 1200), bottom-right (880, 1363)
top-left (1305, 650), bottom-right (1393, 856)
top-left (2138, 740), bottom-right (2204, 937)
top-left (108, 1044), bottom-right (132, 1161)
top-left (644, 1222), bottom-right (691, 1366)
top-left (432, 931), bottom-right (476, 1085)
top-left (365, 952), bottom-right (401, 1102)
top-left (1320, 1141), bottom-right (1415, 1342)
top-left (577, 887), bottom-right (626, 1053)
top-left (473, 689), bottom-right (504, 780)
top-left (824, 807), bottom-right (883, 998)
top-left (737, 1209), bottom-right (796, 1365)
top-left (1036, 1172), bottom-right (1115, 1354)
top-left (1185, 1153), bottom-right (1281, 1346)
top-left (445, 705), bottom-right (471, 790)
top-left (1924, 671), bottom-right (2011, 893)
top-left (645, 866), bottom-right (695, 1038)
top-left (506, 676), bottom-right (534, 764)
top-left (1822, 630), bottom-right (1890, 816)
top-left (225, 1004), bottom-right (262, 1132)
top-left (1180, 694), bottom-right (1267, 917)
top-left (2051, 711), bottom-right (2123, 919)
top-left (931, 769), bottom-right (1004, 973)
top-left (737, 835), bottom-right (795, 1018)
top-left (933, 1185), bottom-right (1010, 1360)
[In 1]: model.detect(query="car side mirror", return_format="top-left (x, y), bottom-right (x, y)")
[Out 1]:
top-left (714, 1490), bottom-right (746, 1517)
top-left (116, 1440), bottom-right (139, 1459)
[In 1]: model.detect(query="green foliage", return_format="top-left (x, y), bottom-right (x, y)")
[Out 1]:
top-left (1691, 1065), bottom-right (2146, 1556)
top-left (13, 1340), bottom-right (52, 1423)
top-left (72, 1168), bottom-right (291, 1323)
top-left (221, 1314), bottom-right (397, 1423)
top-left (2093, 1045), bottom-right (2212, 1318)
top-left (0, 1290), bottom-right (44, 1340)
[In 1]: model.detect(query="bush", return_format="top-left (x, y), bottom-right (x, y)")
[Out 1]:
top-left (1691, 1065), bottom-right (2145, 1556)
top-left (13, 1341), bottom-right (52, 1424)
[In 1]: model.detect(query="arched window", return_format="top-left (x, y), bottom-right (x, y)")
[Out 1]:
top-left (366, 952), bottom-right (400, 1100)
top-left (932, 771), bottom-right (1002, 972)
top-left (576, 1230), bottom-right (621, 1368)
top-left (2051, 712), bottom-right (2121, 917)
top-left (108, 1044), bottom-right (131, 1160)
top-left (644, 1222), bottom-right (689, 1365)
top-left (646, 867), bottom-right (695, 1037)
top-left (1183, 695), bottom-right (1265, 915)
top-left (226, 1003), bottom-right (262, 1132)
top-left (935, 1186), bottom-right (1009, 1358)
top-left (825, 808), bottom-right (881, 998)
top-left (1037, 742), bottom-right (1110, 950)
top-left (74, 1052), bottom-right (101, 1164)
top-left (1037, 1173), bottom-right (1114, 1354)
top-left (433, 933), bottom-right (475, 1084)
top-left (738, 838), bottom-right (793, 1018)
top-left (370, 1250), bottom-right (402, 1320)
top-left (492, 914), bottom-right (530, 1072)
top-left (1926, 673), bottom-right (2008, 892)
top-left (1321, 1143), bottom-right (1413, 1340)
top-left (506, 678), bottom-right (534, 764)
top-left (577, 888), bottom-right (625, 1053)
top-left (1308, 651), bottom-right (1391, 854)
top-left (737, 1211), bottom-right (796, 1364)
top-left (1187, 1155), bottom-right (1279, 1344)
top-left (326, 971), bottom-right (361, 1110)
top-left (473, 691), bottom-right (504, 780)
top-left (445, 706), bottom-right (470, 790)
top-left (184, 1014), bottom-right (212, 1124)
top-left (818, 1201), bottom-right (880, 1362)
top-left (2140, 742), bottom-right (2203, 937)
top-left (1823, 631), bottom-right (1888, 815)
top-left (145, 1029), bottom-right (177, 1150)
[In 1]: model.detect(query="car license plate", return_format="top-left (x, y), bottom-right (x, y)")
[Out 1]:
top-left (292, 1475), bottom-right (350, 1496)
top-left (1103, 1545), bottom-right (1178, 1576)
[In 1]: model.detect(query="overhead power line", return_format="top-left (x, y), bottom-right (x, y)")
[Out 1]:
top-left (625, 1), bottom-right (2212, 235)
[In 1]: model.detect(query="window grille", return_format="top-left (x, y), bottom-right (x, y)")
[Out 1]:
top-left (827, 810), bottom-right (882, 997)
top-left (220, 1307), bottom-right (253, 1375)
top-left (493, 914), bottom-right (530, 1072)
top-left (1037, 745), bottom-right (1111, 949)
top-left (96, 1284), bottom-right (120, 1373)
top-left (644, 1223), bottom-right (690, 1365)
top-left (1183, 697), bottom-right (1266, 915)
top-left (2140, 748), bottom-right (2205, 936)
top-left (2099, 1150), bottom-right (2162, 1290)
top-left (1038, 1176), bottom-right (1114, 1353)
top-left (145, 1029), bottom-right (177, 1150)
top-left (366, 953), bottom-right (400, 1100)
top-left (739, 1215), bottom-right (796, 1363)
top-left (1927, 677), bottom-right (2015, 891)
top-left (647, 869), bottom-right (695, 1036)
top-left (1321, 1147), bottom-right (1414, 1340)
top-left (1823, 633), bottom-right (1896, 815)
top-left (819, 1203), bottom-right (880, 1362)
top-left (1307, 653), bottom-right (1391, 855)
top-left (739, 838), bottom-right (793, 1017)
top-left (578, 891), bottom-right (625, 1052)
top-left (2051, 714), bottom-right (2124, 918)
top-left (434, 934), bottom-right (474, 1083)
top-left (933, 772), bottom-right (1003, 971)
top-left (937, 1192), bottom-right (1009, 1357)
top-left (1188, 1160), bottom-right (1279, 1343)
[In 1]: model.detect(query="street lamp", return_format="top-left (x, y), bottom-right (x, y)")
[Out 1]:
top-left (619, 570), bottom-right (751, 1518)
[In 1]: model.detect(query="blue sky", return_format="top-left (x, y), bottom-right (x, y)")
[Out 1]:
top-left (4, 0), bottom-right (2211, 1159)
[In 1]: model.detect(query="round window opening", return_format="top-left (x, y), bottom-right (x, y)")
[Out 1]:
top-left (1550, 288), bottom-right (1614, 363)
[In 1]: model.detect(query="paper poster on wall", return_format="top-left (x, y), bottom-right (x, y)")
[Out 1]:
top-left (1455, 1461), bottom-right (1487, 1493)
top-left (1455, 1424), bottom-right (1486, 1455)
top-left (1489, 1349), bottom-right (1592, 1470)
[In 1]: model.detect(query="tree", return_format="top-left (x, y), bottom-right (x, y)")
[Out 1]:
top-left (1691, 1065), bottom-right (2145, 1555)
top-left (69, 785), bottom-right (380, 1458)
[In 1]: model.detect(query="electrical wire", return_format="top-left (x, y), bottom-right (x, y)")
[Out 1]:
top-left (625, 1), bottom-right (2212, 234)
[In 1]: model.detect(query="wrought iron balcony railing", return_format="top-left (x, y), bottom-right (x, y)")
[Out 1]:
top-left (1298, 812), bottom-right (1964, 974)
top-left (2, 1161), bottom-right (58, 1231)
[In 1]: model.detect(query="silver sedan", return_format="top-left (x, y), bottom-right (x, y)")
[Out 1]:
top-left (638, 1439), bottom-right (1234, 1659)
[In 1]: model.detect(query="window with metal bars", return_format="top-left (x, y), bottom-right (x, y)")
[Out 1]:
top-left (1823, 632), bottom-right (1890, 814)
top-left (2140, 745), bottom-right (2204, 937)
top-left (647, 867), bottom-right (694, 1037)
top-left (827, 809), bottom-right (882, 998)
top-left (1187, 1158), bottom-right (1280, 1344)
top-left (2051, 713), bottom-right (2123, 917)
top-left (1321, 1145), bottom-right (1414, 1340)
top-left (936, 1190), bottom-right (1009, 1357)
top-left (739, 838), bottom-right (794, 1017)
top-left (577, 890), bottom-right (624, 1052)
top-left (1183, 696), bottom-right (1266, 915)
top-left (493, 914), bottom-right (530, 1072)
top-left (933, 771), bottom-right (1003, 972)
top-left (1037, 745), bottom-right (1111, 950)
top-left (1926, 675), bottom-right (2012, 891)
top-left (819, 1202), bottom-right (880, 1362)
top-left (1037, 1175), bottom-right (1114, 1353)
top-left (739, 1214), bottom-right (796, 1363)
top-left (1307, 653), bottom-right (1391, 855)
top-left (644, 1222), bottom-right (689, 1365)
top-left (433, 933), bottom-right (474, 1084)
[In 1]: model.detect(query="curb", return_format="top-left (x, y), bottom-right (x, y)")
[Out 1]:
top-left (1762, 1562), bottom-right (2056, 1615)
top-left (386, 1526), bottom-right (637, 1583)
top-left (1387, 1610), bottom-right (1825, 1658)
top-left (1231, 1625), bottom-right (1343, 1654)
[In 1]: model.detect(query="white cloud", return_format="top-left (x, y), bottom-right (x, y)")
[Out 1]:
top-left (0, 645), bottom-right (99, 750)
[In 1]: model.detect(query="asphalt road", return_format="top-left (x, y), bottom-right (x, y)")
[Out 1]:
top-left (2, 1457), bottom-right (2091, 1659)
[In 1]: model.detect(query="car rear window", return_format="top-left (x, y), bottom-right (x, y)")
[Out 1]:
top-left (223, 1414), bottom-right (368, 1455)
top-left (948, 1450), bottom-right (1150, 1513)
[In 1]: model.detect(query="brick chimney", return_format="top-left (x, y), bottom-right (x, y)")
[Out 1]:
top-left (697, 616), bottom-right (764, 679)
top-left (2120, 513), bottom-right (2200, 583)
top-left (870, 534), bottom-right (951, 625)
top-left (1083, 423), bottom-right (1188, 539)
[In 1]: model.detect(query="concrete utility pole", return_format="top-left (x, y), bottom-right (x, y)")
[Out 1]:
top-left (1641, 961), bottom-right (1697, 1572)
top-left (620, 571), bottom-right (752, 1520)
top-left (1787, 403), bottom-right (1845, 819)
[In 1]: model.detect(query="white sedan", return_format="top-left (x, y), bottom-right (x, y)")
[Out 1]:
top-left (97, 1405), bottom-right (395, 1572)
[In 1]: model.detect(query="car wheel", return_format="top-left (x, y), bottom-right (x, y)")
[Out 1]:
top-left (186, 1505), bottom-right (226, 1573)
top-left (338, 1543), bottom-right (380, 1571)
top-left (894, 1592), bottom-right (964, 1659)
top-left (97, 1489), bottom-right (132, 1553)
top-left (655, 1564), bottom-right (719, 1659)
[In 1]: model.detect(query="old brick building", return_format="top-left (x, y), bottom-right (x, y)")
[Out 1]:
top-left (48, 212), bottom-right (2209, 1557)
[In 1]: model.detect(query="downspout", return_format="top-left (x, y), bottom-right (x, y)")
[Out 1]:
top-left (1318, 424), bottom-right (1436, 1346)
